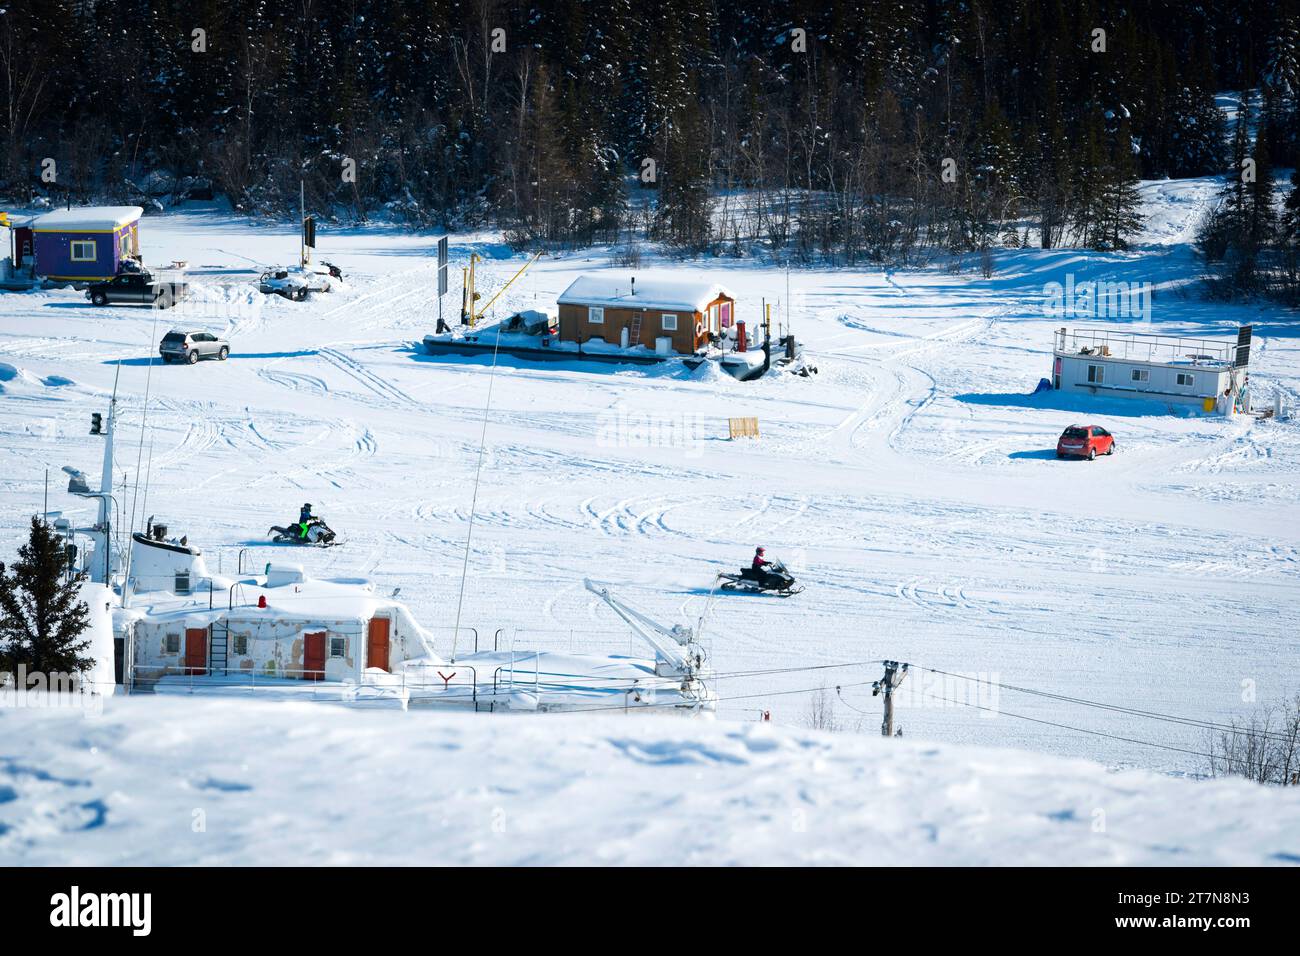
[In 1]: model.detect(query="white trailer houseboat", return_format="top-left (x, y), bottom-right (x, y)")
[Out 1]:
top-left (1051, 326), bottom-right (1252, 413)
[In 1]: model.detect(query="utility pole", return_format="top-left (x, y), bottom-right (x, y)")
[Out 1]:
top-left (873, 660), bottom-right (908, 737)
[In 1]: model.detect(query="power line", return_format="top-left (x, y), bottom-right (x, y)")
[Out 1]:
top-left (926, 693), bottom-right (1223, 762)
top-left (915, 665), bottom-right (1297, 744)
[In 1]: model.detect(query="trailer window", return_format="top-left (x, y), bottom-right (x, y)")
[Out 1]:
top-left (70, 240), bottom-right (97, 262)
top-left (330, 637), bottom-right (346, 658)
top-left (1131, 368), bottom-right (1149, 383)
top-left (661, 313), bottom-right (678, 331)
top-left (1087, 364), bottom-right (1105, 384)
top-left (1177, 372), bottom-right (1195, 387)
top-left (588, 307), bottom-right (604, 325)
top-left (165, 633), bottom-right (180, 653)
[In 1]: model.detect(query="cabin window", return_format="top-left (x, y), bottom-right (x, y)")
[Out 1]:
top-left (174, 570), bottom-right (191, 594)
top-left (165, 633), bottom-right (180, 654)
top-left (70, 240), bottom-right (97, 262)
top-left (661, 313), bottom-right (678, 332)
top-left (233, 634), bottom-right (248, 656)
top-left (588, 306), bottom-right (604, 325)
top-left (1131, 368), bottom-right (1149, 383)
top-left (1087, 364), bottom-right (1105, 384)
top-left (330, 637), bottom-right (346, 658)
top-left (1177, 372), bottom-right (1195, 387)
top-left (119, 233), bottom-right (131, 256)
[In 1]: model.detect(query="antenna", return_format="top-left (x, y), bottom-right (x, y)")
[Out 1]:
top-left (449, 324), bottom-right (505, 661)
top-left (127, 301), bottom-right (159, 540)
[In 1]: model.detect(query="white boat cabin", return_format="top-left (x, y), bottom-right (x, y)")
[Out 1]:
top-left (1052, 327), bottom-right (1251, 413)
top-left (122, 531), bottom-right (436, 686)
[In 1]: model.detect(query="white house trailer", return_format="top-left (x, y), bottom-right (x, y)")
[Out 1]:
top-left (123, 534), bottom-right (437, 689)
top-left (1052, 327), bottom-right (1251, 413)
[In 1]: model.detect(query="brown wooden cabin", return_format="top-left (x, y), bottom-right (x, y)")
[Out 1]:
top-left (557, 274), bottom-right (736, 355)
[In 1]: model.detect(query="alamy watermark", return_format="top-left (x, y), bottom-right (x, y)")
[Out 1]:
top-left (0, 665), bottom-right (104, 716)
top-left (596, 402), bottom-right (707, 458)
top-left (1042, 274), bottom-right (1152, 322)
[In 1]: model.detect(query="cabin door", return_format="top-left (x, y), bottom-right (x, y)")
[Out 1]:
top-left (367, 618), bottom-right (391, 673)
top-left (184, 627), bottom-right (208, 676)
top-left (303, 631), bottom-right (327, 681)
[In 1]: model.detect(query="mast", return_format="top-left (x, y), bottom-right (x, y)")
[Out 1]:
top-left (98, 373), bottom-right (118, 529)
top-left (300, 180), bottom-right (307, 267)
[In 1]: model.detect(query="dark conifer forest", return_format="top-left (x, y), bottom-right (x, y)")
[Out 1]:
top-left (3, 1), bottom-right (1298, 290)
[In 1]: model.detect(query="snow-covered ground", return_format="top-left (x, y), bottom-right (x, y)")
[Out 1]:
top-left (2, 697), bottom-right (1298, 866)
top-left (2, 176), bottom-right (1299, 856)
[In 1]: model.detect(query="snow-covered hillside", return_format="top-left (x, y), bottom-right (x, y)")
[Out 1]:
top-left (1, 179), bottom-right (1298, 795)
top-left (1, 698), bottom-right (1297, 866)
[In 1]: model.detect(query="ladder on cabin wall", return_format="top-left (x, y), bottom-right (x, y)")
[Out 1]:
top-left (629, 312), bottom-right (642, 346)
top-left (209, 622), bottom-right (230, 677)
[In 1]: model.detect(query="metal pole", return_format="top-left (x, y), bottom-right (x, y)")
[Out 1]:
top-left (300, 180), bottom-right (306, 267)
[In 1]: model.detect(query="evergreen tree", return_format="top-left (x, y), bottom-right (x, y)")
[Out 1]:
top-left (1095, 119), bottom-right (1146, 251)
top-left (0, 517), bottom-right (94, 678)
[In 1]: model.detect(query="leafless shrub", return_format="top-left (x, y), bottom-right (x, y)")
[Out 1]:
top-left (805, 684), bottom-right (841, 733)
top-left (612, 241), bottom-right (642, 268)
top-left (1205, 694), bottom-right (1300, 787)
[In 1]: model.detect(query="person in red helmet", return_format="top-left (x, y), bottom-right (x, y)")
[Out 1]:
top-left (752, 546), bottom-right (771, 571)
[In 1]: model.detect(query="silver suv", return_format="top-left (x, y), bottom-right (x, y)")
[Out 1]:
top-left (160, 329), bottom-right (230, 364)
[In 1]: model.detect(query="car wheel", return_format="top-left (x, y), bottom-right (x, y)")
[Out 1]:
top-left (1055, 451), bottom-right (1063, 459)
top-left (91, 291), bottom-right (107, 306)
top-left (1107, 443), bottom-right (1115, 455)
top-left (187, 350), bottom-right (199, 365)
top-left (218, 346), bottom-right (229, 361)
top-left (1087, 447), bottom-right (1096, 461)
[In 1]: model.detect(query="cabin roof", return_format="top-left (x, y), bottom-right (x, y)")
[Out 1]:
top-left (558, 273), bottom-right (734, 313)
top-left (126, 574), bottom-right (401, 627)
top-left (32, 206), bottom-right (143, 232)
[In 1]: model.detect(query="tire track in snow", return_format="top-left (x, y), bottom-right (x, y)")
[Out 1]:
top-left (316, 346), bottom-right (421, 408)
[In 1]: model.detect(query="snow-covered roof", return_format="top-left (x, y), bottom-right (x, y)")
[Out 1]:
top-left (32, 206), bottom-right (143, 232)
top-left (129, 575), bottom-right (389, 626)
top-left (557, 274), bottom-right (734, 313)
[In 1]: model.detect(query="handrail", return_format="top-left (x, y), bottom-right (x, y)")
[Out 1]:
top-left (402, 662), bottom-right (478, 711)
top-left (1056, 327), bottom-right (1234, 365)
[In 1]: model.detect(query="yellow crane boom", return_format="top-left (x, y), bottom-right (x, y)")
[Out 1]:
top-left (466, 251), bottom-right (541, 326)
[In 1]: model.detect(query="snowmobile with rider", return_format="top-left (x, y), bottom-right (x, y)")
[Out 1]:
top-left (268, 503), bottom-right (339, 547)
top-left (717, 547), bottom-right (803, 596)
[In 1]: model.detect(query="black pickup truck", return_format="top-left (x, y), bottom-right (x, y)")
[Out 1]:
top-left (86, 271), bottom-right (189, 308)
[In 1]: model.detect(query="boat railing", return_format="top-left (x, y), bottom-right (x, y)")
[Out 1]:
top-left (1055, 327), bottom-right (1234, 365)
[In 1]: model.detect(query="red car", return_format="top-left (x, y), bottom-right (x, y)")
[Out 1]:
top-left (1056, 424), bottom-right (1115, 460)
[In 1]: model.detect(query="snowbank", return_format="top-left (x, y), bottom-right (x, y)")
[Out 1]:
top-left (1, 698), bottom-right (1297, 865)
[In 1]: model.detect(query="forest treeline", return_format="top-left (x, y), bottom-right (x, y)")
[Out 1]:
top-left (2, 0), bottom-right (1299, 296)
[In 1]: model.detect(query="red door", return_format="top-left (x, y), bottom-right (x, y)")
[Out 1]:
top-left (303, 631), bottom-right (326, 681)
top-left (367, 618), bottom-right (391, 673)
top-left (184, 628), bottom-right (208, 676)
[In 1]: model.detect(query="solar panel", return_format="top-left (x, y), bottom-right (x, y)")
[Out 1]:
top-left (1234, 325), bottom-right (1252, 368)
